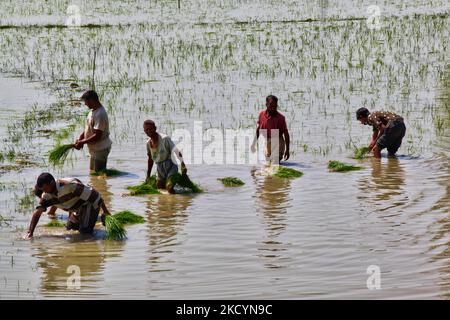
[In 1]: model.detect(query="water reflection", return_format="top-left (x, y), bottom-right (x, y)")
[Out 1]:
top-left (427, 159), bottom-right (450, 299)
top-left (32, 238), bottom-right (124, 297)
top-left (357, 158), bottom-right (407, 210)
top-left (89, 175), bottom-right (113, 210)
top-left (145, 194), bottom-right (192, 271)
top-left (251, 168), bottom-right (293, 269)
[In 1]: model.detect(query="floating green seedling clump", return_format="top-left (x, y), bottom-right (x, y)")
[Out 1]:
top-left (328, 160), bottom-right (362, 172)
top-left (91, 168), bottom-right (127, 177)
top-left (354, 147), bottom-right (370, 159)
top-left (273, 166), bottom-right (303, 179)
top-left (169, 173), bottom-right (203, 193)
top-left (44, 219), bottom-right (66, 228)
top-left (127, 176), bottom-right (160, 195)
top-left (105, 215), bottom-right (127, 240)
top-left (114, 211), bottom-right (145, 225)
top-left (48, 144), bottom-right (74, 166)
top-left (218, 177), bottom-right (245, 187)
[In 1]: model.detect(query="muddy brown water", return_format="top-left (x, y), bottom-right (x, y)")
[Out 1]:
top-left (0, 1), bottom-right (449, 299)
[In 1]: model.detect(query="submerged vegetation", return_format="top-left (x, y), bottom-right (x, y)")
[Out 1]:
top-left (105, 215), bottom-right (127, 240)
top-left (273, 166), bottom-right (303, 179)
top-left (114, 211), bottom-right (145, 224)
top-left (44, 219), bottom-right (66, 228)
top-left (328, 160), bottom-right (362, 172)
top-left (218, 177), bottom-right (245, 187)
top-left (91, 168), bottom-right (127, 177)
top-left (48, 144), bottom-right (74, 166)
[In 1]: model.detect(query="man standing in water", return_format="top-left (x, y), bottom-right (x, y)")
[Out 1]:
top-left (26, 173), bottom-right (111, 239)
top-left (143, 119), bottom-right (188, 194)
top-left (74, 90), bottom-right (112, 172)
top-left (251, 95), bottom-right (290, 163)
top-left (356, 107), bottom-right (406, 158)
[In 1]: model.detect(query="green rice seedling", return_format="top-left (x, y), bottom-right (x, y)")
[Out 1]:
top-left (168, 173), bottom-right (203, 193)
top-left (105, 215), bottom-right (127, 240)
top-left (113, 211), bottom-right (145, 225)
top-left (127, 176), bottom-right (160, 195)
top-left (273, 166), bottom-right (303, 179)
top-left (354, 146), bottom-right (370, 159)
top-left (44, 219), bottom-right (66, 227)
top-left (328, 160), bottom-right (362, 172)
top-left (48, 144), bottom-right (74, 166)
top-left (91, 168), bottom-right (127, 177)
top-left (218, 177), bottom-right (245, 187)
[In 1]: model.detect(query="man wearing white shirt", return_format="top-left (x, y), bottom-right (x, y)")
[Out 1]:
top-left (74, 90), bottom-right (113, 172)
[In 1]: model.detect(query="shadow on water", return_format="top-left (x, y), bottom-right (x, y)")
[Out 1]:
top-left (251, 168), bottom-right (293, 269)
top-left (145, 194), bottom-right (192, 271)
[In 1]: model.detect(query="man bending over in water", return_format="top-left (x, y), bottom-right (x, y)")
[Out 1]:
top-left (143, 119), bottom-right (190, 194)
top-left (26, 173), bottom-right (111, 239)
top-left (356, 107), bottom-right (406, 158)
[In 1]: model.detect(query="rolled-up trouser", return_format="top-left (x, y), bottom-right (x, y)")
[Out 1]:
top-left (89, 146), bottom-right (111, 172)
top-left (376, 120), bottom-right (406, 155)
top-left (156, 159), bottom-right (178, 185)
top-left (66, 202), bottom-right (101, 234)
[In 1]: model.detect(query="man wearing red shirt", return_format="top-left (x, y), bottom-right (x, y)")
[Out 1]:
top-left (251, 95), bottom-right (290, 163)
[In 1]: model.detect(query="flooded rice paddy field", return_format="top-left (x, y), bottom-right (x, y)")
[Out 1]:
top-left (0, 1), bottom-right (449, 299)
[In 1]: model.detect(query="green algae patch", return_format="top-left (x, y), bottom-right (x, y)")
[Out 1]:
top-left (273, 166), bottom-right (303, 179)
top-left (114, 211), bottom-right (145, 225)
top-left (218, 177), bottom-right (245, 187)
top-left (328, 160), bottom-right (363, 172)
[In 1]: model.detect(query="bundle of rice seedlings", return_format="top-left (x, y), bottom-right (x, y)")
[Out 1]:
top-left (127, 176), bottom-right (160, 195)
top-left (168, 173), bottom-right (203, 193)
top-left (105, 215), bottom-right (127, 240)
top-left (91, 168), bottom-right (127, 177)
top-left (114, 211), bottom-right (145, 225)
top-left (328, 160), bottom-right (362, 172)
top-left (218, 177), bottom-right (245, 187)
top-left (354, 147), bottom-right (371, 159)
top-left (272, 166), bottom-right (303, 179)
top-left (48, 144), bottom-right (74, 166)
top-left (44, 219), bottom-right (66, 228)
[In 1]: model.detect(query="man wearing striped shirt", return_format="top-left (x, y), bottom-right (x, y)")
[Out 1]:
top-left (25, 173), bottom-right (111, 239)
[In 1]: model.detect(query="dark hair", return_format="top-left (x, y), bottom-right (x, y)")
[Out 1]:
top-left (34, 185), bottom-right (43, 198)
top-left (266, 95), bottom-right (278, 103)
top-left (356, 107), bottom-right (370, 120)
top-left (80, 90), bottom-right (99, 102)
top-left (36, 172), bottom-right (55, 188)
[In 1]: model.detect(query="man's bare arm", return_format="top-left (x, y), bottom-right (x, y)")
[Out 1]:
top-left (284, 131), bottom-right (290, 160)
top-left (26, 208), bottom-right (45, 238)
